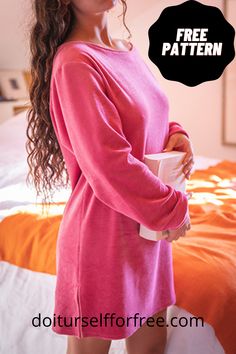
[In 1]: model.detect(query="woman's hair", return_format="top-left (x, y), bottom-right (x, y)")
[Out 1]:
top-left (26, 0), bottom-right (131, 213)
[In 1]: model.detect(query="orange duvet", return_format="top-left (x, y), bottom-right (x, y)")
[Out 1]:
top-left (0, 160), bottom-right (236, 354)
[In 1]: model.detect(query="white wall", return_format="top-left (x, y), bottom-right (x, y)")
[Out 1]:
top-left (0, 0), bottom-right (31, 70)
top-left (0, 0), bottom-right (235, 160)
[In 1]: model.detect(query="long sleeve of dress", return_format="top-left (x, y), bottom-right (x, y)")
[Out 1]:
top-left (53, 60), bottom-right (188, 231)
top-left (169, 121), bottom-right (190, 139)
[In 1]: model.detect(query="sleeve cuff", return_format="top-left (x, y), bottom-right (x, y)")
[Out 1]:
top-left (169, 121), bottom-right (190, 139)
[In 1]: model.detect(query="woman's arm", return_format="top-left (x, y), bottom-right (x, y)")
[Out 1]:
top-left (51, 60), bottom-right (188, 231)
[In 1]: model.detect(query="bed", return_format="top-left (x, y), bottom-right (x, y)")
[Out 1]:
top-left (0, 110), bottom-right (235, 354)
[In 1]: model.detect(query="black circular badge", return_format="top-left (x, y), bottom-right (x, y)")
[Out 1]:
top-left (148, 0), bottom-right (235, 86)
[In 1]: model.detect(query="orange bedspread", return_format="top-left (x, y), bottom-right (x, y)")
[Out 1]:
top-left (0, 160), bottom-right (236, 353)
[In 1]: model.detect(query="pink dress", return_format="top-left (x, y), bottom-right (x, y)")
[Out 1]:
top-left (49, 40), bottom-right (189, 339)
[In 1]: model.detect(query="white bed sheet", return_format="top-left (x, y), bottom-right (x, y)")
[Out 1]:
top-left (0, 111), bottom-right (71, 220)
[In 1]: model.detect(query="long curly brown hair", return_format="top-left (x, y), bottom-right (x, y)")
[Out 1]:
top-left (26, 0), bottom-right (131, 213)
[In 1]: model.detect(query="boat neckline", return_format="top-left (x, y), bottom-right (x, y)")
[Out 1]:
top-left (56, 40), bottom-right (135, 54)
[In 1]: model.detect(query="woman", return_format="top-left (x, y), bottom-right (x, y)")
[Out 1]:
top-left (26, 0), bottom-right (194, 353)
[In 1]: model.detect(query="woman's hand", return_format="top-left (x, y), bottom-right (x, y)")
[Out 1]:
top-left (163, 216), bottom-right (191, 242)
top-left (162, 192), bottom-right (192, 242)
top-left (163, 133), bottom-right (195, 179)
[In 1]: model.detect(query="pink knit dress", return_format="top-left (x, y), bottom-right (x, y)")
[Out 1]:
top-left (49, 40), bottom-right (189, 339)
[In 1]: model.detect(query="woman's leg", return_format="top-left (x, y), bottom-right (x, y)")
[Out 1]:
top-left (66, 336), bottom-right (112, 354)
top-left (125, 308), bottom-right (167, 354)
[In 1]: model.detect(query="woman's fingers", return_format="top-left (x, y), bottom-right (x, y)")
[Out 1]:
top-left (166, 234), bottom-right (182, 242)
top-left (182, 151), bottom-right (192, 166)
top-left (164, 221), bottom-right (191, 242)
top-left (185, 192), bottom-right (193, 200)
top-left (165, 229), bottom-right (183, 242)
top-left (183, 157), bottom-right (195, 179)
top-left (187, 223), bottom-right (191, 230)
